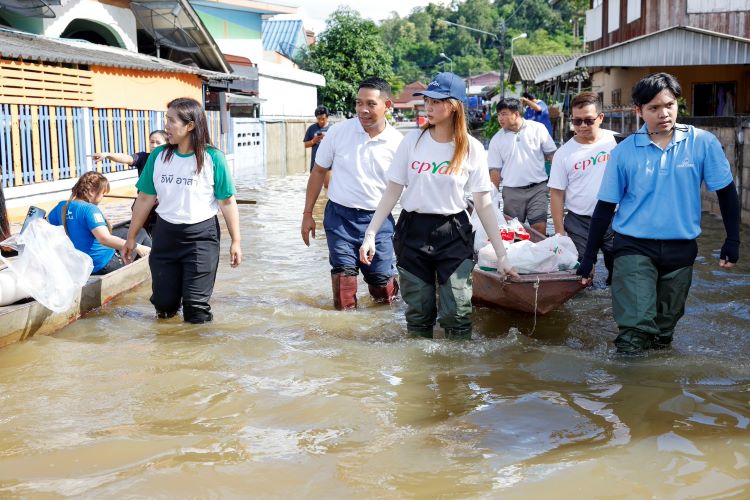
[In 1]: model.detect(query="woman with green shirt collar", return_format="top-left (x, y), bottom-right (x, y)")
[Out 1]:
top-left (123, 97), bottom-right (242, 324)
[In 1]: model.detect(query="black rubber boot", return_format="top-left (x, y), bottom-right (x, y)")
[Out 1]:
top-left (183, 301), bottom-right (213, 324)
top-left (407, 326), bottom-right (433, 338)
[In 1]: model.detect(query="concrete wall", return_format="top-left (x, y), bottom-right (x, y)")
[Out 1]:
top-left (264, 119), bottom-right (315, 176)
top-left (682, 117), bottom-right (750, 225)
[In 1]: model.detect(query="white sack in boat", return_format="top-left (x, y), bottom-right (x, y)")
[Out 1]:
top-left (504, 234), bottom-right (579, 274)
top-left (0, 218), bottom-right (93, 312)
top-left (0, 269), bottom-right (31, 305)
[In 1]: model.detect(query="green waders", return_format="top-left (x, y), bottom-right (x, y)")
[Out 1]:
top-left (398, 259), bottom-right (475, 339)
top-left (611, 254), bottom-right (693, 354)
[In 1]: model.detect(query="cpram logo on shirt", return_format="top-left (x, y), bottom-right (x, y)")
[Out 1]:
top-left (410, 159), bottom-right (466, 176)
top-left (573, 150), bottom-right (609, 171)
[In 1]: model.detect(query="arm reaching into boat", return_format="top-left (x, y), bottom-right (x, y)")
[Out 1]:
top-left (550, 188), bottom-right (566, 236)
top-left (122, 192), bottom-right (157, 264)
top-left (218, 196), bottom-right (242, 268)
top-left (92, 226), bottom-right (150, 258)
top-left (576, 200), bottom-right (616, 285)
top-left (473, 190), bottom-right (519, 280)
top-left (359, 181), bottom-right (404, 265)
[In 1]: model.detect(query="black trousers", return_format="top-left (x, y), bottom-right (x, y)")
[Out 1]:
top-left (394, 210), bottom-right (474, 285)
top-left (149, 215), bottom-right (220, 323)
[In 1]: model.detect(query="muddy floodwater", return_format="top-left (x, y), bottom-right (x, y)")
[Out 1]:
top-left (0, 173), bottom-right (748, 498)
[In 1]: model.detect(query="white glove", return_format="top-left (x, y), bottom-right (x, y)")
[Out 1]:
top-left (359, 232), bottom-right (376, 265)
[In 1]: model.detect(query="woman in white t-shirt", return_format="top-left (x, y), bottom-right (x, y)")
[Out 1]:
top-left (359, 73), bottom-right (517, 338)
top-left (123, 97), bottom-right (242, 324)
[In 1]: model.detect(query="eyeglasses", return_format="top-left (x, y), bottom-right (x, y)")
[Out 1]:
top-left (571, 117), bottom-right (600, 126)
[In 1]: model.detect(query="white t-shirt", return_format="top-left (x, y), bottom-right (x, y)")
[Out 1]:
top-left (315, 117), bottom-right (403, 210)
top-left (547, 130), bottom-right (617, 216)
top-left (487, 119), bottom-right (557, 187)
top-left (137, 146), bottom-right (235, 224)
top-left (388, 129), bottom-right (492, 214)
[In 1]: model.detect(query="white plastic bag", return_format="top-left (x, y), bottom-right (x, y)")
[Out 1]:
top-left (505, 234), bottom-right (579, 274)
top-left (0, 218), bottom-right (93, 312)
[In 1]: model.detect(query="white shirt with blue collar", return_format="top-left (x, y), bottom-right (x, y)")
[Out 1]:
top-left (598, 123), bottom-right (733, 240)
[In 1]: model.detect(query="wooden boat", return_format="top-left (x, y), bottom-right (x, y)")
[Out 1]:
top-left (0, 222), bottom-right (151, 349)
top-left (472, 220), bottom-right (586, 315)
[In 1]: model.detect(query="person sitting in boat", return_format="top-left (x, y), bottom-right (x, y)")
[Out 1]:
top-left (359, 72), bottom-right (519, 339)
top-left (89, 130), bottom-right (168, 176)
top-left (548, 91), bottom-right (617, 285)
top-left (48, 171), bottom-right (151, 275)
top-left (90, 130), bottom-right (167, 233)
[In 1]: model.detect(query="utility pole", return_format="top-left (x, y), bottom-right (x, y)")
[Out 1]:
top-left (499, 20), bottom-right (506, 98)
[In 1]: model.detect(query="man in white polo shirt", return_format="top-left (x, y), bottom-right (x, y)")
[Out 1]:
top-left (488, 97), bottom-right (557, 235)
top-left (301, 77), bottom-right (404, 310)
top-left (549, 91), bottom-right (618, 284)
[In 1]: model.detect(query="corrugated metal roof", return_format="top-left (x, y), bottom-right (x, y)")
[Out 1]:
top-left (534, 56), bottom-right (583, 83)
top-left (509, 55), bottom-right (572, 82)
top-left (580, 25), bottom-right (750, 67)
top-left (262, 19), bottom-right (305, 54)
top-left (0, 27), bottom-right (237, 80)
top-left (536, 26), bottom-right (750, 83)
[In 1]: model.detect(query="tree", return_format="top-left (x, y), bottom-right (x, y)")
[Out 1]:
top-left (303, 7), bottom-right (394, 114)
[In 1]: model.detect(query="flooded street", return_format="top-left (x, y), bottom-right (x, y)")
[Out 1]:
top-left (1, 173), bottom-right (749, 497)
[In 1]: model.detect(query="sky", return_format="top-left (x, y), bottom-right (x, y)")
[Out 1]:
top-left (292, 0), bottom-right (439, 33)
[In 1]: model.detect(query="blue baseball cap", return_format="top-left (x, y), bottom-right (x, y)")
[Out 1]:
top-left (413, 72), bottom-right (466, 102)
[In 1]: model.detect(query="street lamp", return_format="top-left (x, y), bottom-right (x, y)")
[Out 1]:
top-left (510, 33), bottom-right (527, 61)
top-left (438, 19), bottom-right (508, 97)
top-left (439, 52), bottom-right (453, 73)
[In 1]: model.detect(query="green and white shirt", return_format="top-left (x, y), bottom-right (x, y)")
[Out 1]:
top-left (136, 145), bottom-right (236, 224)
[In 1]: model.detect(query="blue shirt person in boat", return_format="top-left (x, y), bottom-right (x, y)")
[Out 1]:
top-left (48, 172), bottom-right (151, 275)
top-left (90, 130), bottom-right (167, 234)
top-left (359, 73), bottom-right (518, 339)
top-left (123, 97), bottom-right (242, 324)
top-left (578, 73), bottom-right (740, 355)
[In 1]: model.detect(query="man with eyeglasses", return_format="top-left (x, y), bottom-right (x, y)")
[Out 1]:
top-left (548, 91), bottom-right (617, 284)
top-left (488, 97), bottom-right (557, 235)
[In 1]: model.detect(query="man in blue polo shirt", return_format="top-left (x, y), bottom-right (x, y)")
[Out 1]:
top-left (578, 73), bottom-right (741, 355)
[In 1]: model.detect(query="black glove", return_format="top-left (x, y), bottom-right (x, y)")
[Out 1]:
top-left (577, 255), bottom-right (595, 278)
top-left (720, 238), bottom-right (740, 263)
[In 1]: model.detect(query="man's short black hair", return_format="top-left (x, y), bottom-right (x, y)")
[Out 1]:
top-left (522, 92), bottom-right (535, 100)
top-left (632, 72), bottom-right (682, 107)
top-left (314, 105), bottom-right (329, 117)
top-left (496, 98), bottom-right (522, 114)
top-left (359, 77), bottom-right (392, 99)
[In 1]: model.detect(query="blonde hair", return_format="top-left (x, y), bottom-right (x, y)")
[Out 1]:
top-left (63, 171), bottom-right (111, 233)
top-left (418, 98), bottom-right (469, 175)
